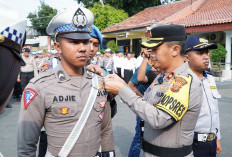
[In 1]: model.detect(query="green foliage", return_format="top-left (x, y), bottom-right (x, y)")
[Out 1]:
top-left (28, 1), bottom-right (57, 35)
top-left (107, 40), bottom-right (119, 52)
top-left (211, 43), bottom-right (227, 71)
top-left (89, 3), bottom-right (128, 31)
top-left (104, 0), bottom-right (161, 16)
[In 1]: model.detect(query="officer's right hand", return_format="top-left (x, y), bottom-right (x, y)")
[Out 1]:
top-left (104, 74), bottom-right (127, 95)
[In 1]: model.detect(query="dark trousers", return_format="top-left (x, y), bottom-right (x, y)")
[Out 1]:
top-left (38, 131), bottom-right (47, 157)
top-left (13, 81), bottom-right (22, 98)
top-left (116, 67), bottom-right (122, 78)
top-left (124, 69), bottom-right (133, 84)
top-left (20, 72), bottom-right (34, 91)
top-left (128, 116), bottom-right (142, 157)
top-left (192, 133), bottom-right (217, 157)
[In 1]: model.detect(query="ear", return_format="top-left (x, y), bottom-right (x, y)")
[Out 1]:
top-left (172, 45), bottom-right (181, 57)
top-left (184, 54), bottom-right (189, 61)
top-left (54, 42), bottom-right (62, 54)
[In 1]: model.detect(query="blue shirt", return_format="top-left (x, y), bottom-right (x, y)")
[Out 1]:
top-left (130, 64), bottom-right (152, 95)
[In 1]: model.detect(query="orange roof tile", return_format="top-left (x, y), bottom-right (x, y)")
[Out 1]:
top-left (102, 0), bottom-right (232, 33)
top-left (102, 0), bottom-right (197, 33)
top-left (175, 0), bottom-right (232, 27)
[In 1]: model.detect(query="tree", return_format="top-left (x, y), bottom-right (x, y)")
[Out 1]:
top-left (107, 40), bottom-right (119, 53)
top-left (28, 1), bottom-right (57, 35)
top-left (89, 3), bottom-right (128, 31)
top-left (211, 43), bottom-right (227, 71)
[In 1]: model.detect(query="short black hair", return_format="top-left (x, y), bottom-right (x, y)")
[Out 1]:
top-left (166, 41), bottom-right (186, 56)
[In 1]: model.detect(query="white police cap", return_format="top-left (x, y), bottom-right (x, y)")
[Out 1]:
top-left (47, 6), bottom-right (94, 40)
top-left (0, 2), bottom-right (27, 65)
top-left (0, 3), bottom-right (27, 46)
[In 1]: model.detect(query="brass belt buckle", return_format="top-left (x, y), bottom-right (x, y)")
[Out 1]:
top-left (206, 133), bottom-right (215, 141)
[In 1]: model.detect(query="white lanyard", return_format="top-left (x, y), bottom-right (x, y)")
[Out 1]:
top-left (57, 74), bottom-right (99, 157)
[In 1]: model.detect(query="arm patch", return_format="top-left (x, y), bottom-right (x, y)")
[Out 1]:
top-left (156, 75), bottom-right (192, 121)
top-left (23, 88), bottom-right (38, 110)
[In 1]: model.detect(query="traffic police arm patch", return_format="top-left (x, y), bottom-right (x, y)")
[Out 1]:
top-left (156, 75), bottom-right (192, 121)
top-left (23, 88), bottom-right (38, 110)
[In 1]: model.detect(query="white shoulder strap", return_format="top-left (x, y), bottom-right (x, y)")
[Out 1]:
top-left (58, 74), bottom-right (99, 157)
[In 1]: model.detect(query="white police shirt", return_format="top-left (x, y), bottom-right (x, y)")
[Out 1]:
top-left (194, 72), bottom-right (221, 139)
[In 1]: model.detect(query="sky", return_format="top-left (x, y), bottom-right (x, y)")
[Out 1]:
top-left (0, 0), bottom-right (79, 19)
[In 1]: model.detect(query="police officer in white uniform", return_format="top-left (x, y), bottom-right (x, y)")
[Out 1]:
top-left (184, 36), bottom-right (222, 157)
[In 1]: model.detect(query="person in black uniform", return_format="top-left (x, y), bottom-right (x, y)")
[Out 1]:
top-left (0, 17), bottom-right (27, 113)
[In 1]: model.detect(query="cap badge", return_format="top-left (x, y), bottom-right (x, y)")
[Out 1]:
top-left (60, 107), bottom-right (70, 115)
top-left (72, 8), bottom-right (87, 29)
top-left (0, 35), bottom-right (5, 43)
top-left (199, 38), bottom-right (208, 43)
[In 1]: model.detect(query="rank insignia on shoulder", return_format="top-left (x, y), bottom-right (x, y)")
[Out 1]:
top-left (60, 107), bottom-right (70, 115)
top-left (23, 88), bottom-right (38, 110)
top-left (166, 72), bottom-right (175, 80)
top-left (98, 100), bottom-right (106, 108)
top-left (160, 86), bottom-right (167, 90)
top-left (98, 112), bottom-right (104, 120)
top-left (151, 81), bottom-right (156, 86)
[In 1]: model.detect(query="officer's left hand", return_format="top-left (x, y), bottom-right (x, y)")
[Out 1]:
top-left (216, 140), bottom-right (222, 154)
top-left (87, 64), bottom-right (103, 76)
top-left (104, 74), bottom-right (128, 95)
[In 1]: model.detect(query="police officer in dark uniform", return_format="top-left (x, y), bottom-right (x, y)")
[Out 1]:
top-left (0, 16), bottom-right (27, 113)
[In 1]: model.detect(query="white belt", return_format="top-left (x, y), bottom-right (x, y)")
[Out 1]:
top-left (197, 133), bottom-right (216, 142)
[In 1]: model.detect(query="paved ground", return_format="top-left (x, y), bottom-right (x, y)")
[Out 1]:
top-left (0, 80), bottom-right (231, 157)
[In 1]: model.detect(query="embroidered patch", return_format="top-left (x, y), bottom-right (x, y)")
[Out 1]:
top-left (98, 100), bottom-right (106, 108)
top-left (60, 107), bottom-right (70, 115)
top-left (23, 88), bottom-right (38, 110)
top-left (40, 62), bottom-right (52, 72)
top-left (98, 112), bottom-right (104, 120)
top-left (170, 76), bottom-right (188, 92)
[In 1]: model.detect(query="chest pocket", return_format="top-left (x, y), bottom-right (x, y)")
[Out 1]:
top-left (211, 88), bottom-right (221, 99)
top-left (51, 102), bottom-right (78, 118)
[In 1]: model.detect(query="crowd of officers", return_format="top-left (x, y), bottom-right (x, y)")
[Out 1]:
top-left (0, 5), bottom-right (222, 157)
top-left (6, 49), bottom-right (60, 108)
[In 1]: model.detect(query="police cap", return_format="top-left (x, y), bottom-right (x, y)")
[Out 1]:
top-left (141, 24), bottom-right (186, 48)
top-left (47, 7), bottom-right (94, 40)
top-left (90, 25), bottom-right (102, 45)
top-left (185, 36), bottom-right (217, 54)
top-left (0, 8), bottom-right (27, 65)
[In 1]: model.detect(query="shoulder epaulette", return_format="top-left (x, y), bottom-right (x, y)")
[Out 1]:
top-left (30, 70), bottom-right (55, 84)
